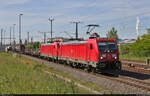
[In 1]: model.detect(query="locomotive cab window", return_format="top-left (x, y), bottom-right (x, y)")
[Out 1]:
top-left (90, 44), bottom-right (93, 50)
top-left (98, 42), bottom-right (117, 52)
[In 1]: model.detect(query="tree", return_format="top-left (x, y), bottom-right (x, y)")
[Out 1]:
top-left (106, 27), bottom-right (118, 41)
top-left (120, 34), bottom-right (150, 57)
top-left (26, 42), bottom-right (41, 50)
top-left (146, 28), bottom-right (150, 34)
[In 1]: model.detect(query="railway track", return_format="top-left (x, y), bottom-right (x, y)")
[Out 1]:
top-left (122, 65), bottom-right (150, 74)
top-left (121, 60), bottom-right (150, 74)
top-left (13, 52), bottom-right (150, 93)
top-left (90, 71), bottom-right (150, 92)
top-left (121, 59), bottom-right (145, 63)
top-left (119, 76), bottom-right (150, 86)
top-left (121, 60), bottom-right (148, 68)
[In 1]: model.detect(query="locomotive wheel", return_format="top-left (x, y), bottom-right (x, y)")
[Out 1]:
top-left (84, 68), bottom-right (88, 72)
top-left (116, 62), bottom-right (122, 70)
top-left (59, 60), bottom-right (63, 64)
top-left (71, 63), bottom-right (75, 68)
top-left (76, 63), bottom-right (79, 69)
top-left (87, 68), bottom-right (92, 73)
top-left (92, 68), bottom-right (97, 73)
top-left (84, 65), bottom-right (92, 73)
top-left (113, 73), bottom-right (119, 77)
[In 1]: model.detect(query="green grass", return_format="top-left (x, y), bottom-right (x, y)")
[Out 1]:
top-left (23, 54), bottom-right (113, 94)
top-left (120, 55), bottom-right (150, 62)
top-left (0, 52), bottom-right (91, 94)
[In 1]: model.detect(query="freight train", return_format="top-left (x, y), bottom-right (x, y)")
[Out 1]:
top-left (9, 38), bottom-right (122, 75)
top-left (11, 44), bottom-right (25, 53)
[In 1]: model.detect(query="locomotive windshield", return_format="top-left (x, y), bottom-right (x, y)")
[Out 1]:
top-left (98, 42), bottom-right (117, 52)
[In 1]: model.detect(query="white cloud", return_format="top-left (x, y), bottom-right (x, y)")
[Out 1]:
top-left (65, 0), bottom-right (128, 9)
top-left (0, 0), bottom-right (28, 5)
top-left (0, 0), bottom-right (150, 41)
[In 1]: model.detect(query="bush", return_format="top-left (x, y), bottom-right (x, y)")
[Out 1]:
top-left (120, 34), bottom-right (150, 57)
top-left (26, 42), bottom-right (41, 50)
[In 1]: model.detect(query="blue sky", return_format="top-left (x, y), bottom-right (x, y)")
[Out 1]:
top-left (1, 0), bottom-right (150, 43)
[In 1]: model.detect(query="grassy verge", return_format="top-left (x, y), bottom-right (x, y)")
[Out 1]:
top-left (120, 55), bottom-right (150, 62)
top-left (22, 54), bottom-right (113, 94)
top-left (0, 52), bottom-right (91, 94)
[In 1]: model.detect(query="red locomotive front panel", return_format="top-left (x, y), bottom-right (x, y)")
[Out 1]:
top-left (98, 41), bottom-right (119, 61)
top-left (82, 38), bottom-right (121, 73)
top-left (95, 39), bottom-right (121, 72)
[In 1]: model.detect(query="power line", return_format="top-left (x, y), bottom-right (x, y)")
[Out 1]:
top-left (1, 29), bottom-right (11, 45)
top-left (63, 31), bottom-right (73, 39)
top-left (39, 31), bottom-right (50, 43)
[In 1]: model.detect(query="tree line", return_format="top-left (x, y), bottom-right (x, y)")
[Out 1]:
top-left (120, 29), bottom-right (150, 57)
top-left (105, 27), bottom-right (150, 57)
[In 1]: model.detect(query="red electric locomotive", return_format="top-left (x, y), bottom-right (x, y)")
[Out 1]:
top-left (40, 38), bottom-right (121, 74)
top-left (40, 42), bottom-right (58, 60)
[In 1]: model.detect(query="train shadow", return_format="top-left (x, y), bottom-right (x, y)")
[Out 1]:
top-left (97, 70), bottom-right (150, 80)
top-left (118, 70), bottom-right (150, 80)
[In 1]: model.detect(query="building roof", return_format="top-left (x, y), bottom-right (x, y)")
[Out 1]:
top-left (118, 39), bottom-right (136, 44)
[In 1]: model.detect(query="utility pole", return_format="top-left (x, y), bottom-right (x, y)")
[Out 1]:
top-left (39, 31), bottom-right (50, 43)
top-left (13, 24), bottom-right (16, 45)
top-left (71, 21), bottom-right (81, 39)
top-left (3, 29), bottom-right (7, 46)
top-left (27, 32), bottom-right (29, 43)
top-left (48, 18), bottom-right (54, 42)
top-left (1, 29), bottom-right (3, 46)
top-left (2, 29), bottom-right (14, 46)
top-left (19, 14), bottom-right (23, 45)
top-left (31, 36), bottom-right (33, 43)
top-left (44, 33), bottom-right (46, 43)
top-left (4, 30), bottom-right (5, 46)
top-left (10, 27), bottom-right (12, 46)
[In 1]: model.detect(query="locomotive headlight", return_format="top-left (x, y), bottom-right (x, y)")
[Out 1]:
top-left (100, 56), bottom-right (103, 59)
top-left (100, 54), bottom-right (106, 59)
top-left (112, 54), bottom-right (117, 59)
